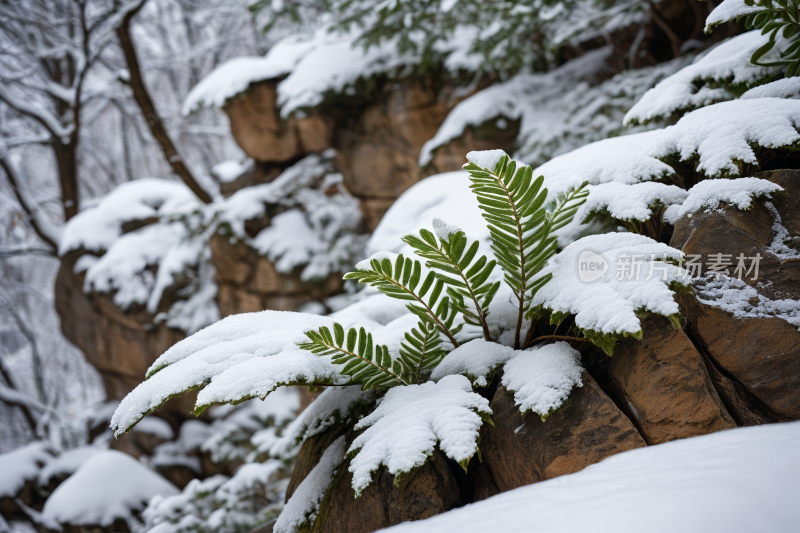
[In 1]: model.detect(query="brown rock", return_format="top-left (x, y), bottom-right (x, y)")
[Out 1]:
top-left (481, 371), bottom-right (645, 493)
top-left (209, 234), bottom-right (256, 285)
top-left (681, 293), bottom-right (800, 420)
top-left (222, 82), bottom-right (302, 163)
top-left (109, 430), bottom-right (169, 459)
top-left (360, 198), bottom-right (396, 232)
top-left (471, 464), bottom-right (498, 503)
top-left (670, 176), bottom-right (800, 301)
top-left (253, 258), bottom-right (283, 293)
top-left (757, 168), bottom-right (800, 237)
top-left (217, 284), bottom-right (264, 317)
top-left (315, 451), bottom-right (460, 533)
top-left (607, 315), bottom-right (736, 444)
top-left (286, 427), bottom-right (348, 503)
top-left (425, 120), bottom-right (520, 176)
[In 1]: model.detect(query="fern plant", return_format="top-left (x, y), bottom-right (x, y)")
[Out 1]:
top-left (298, 151), bottom-right (589, 389)
top-left (706, 0), bottom-right (800, 77)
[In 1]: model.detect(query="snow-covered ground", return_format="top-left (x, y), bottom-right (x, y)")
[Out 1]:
top-left (385, 421), bottom-right (800, 533)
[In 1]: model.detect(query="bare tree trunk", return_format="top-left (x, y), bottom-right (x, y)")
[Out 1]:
top-left (116, 3), bottom-right (213, 204)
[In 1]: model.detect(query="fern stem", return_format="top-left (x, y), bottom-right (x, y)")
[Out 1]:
top-left (491, 170), bottom-right (527, 349)
top-left (322, 341), bottom-right (410, 386)
top-left (530, 335), bottom-right (589, 345)
top-left (382, 275), bottom-right (460, 348)
top-left (430, 246), bottom-right (492, 341)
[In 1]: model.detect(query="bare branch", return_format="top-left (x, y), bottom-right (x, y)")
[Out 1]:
top-left (0, 151), bottom-right (61, 251)
top-left (116, 0), bottom-right (213, 204)
top-left (0, 85), bottom-right (72, 139)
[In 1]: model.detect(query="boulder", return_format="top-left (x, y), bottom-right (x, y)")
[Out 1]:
top-left (670, 170), bottom-right (800, 301)
top-left (314, 451), bottom-right (460, 533)
top-left (209, 234), bottom-right (343, 318)
top-left (669, 170), bottom-right (800, 421)
top-left (285, 427), bottom-right (348, 503)
top-left (681, 293), bottom-right (800, 420)
top-left (606, 315), bottom-right (737, 444)
top-left (481, 371), bottom-right (645, 492)
top-left (222, 81), bottom-right (333, 163)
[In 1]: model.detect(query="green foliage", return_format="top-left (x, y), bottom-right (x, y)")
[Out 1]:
top-left (298, 323), bottom-right (412, 388)
top-left (747, 0), bottom-right (800, 77)
top-left (706, 0), bottom-right (800, 77)
top-left (343, 254), bottom-right (462, 345)
top-left (463, 154), bottom-right (588, 349)
top-left (403, 228), bottom-right (499, 341)
top-left (399, 319), bottom-right (447, 383)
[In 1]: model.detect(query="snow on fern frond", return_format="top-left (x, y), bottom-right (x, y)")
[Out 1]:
top-left (742, 77), bottom-right (800, 99)
top-left (625, 32), bottom-right (783, 125)
top-left (274, 436), bottom-right (347, 533)
top-left (536, 98), bottom-right (800, 197)
top-left (529, 233), bottom-right (689, 356)
top-left (110, 311), bottom-right (347, 437)
top-left (582, 182), bottom-right (689, 224)
top-left (347, 375), bottom-right (492, 496)
top-left (431, 218), bottom-right (462, 243)
top-left (466, 149), bottom-right (508, 173)
top-left (656, 98), bottom-right (800, 178)
top-left (667, 177), bottom-right (784, 223)
top-left (430, 339), bottom-right (516, 387)
top-left (502, 342), bottom-right (583, 420)
top-left (258, 386), bottom-right (378, 459)
top-left (705, 0), bottom-right (766, 32)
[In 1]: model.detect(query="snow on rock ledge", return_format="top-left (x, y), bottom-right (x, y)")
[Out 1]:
top-left (42, 450), bottom-right (178, 531)
top-left (663, 177), bottom-right (784, 225)
top-left (384, 421), bottom-right (800, 533)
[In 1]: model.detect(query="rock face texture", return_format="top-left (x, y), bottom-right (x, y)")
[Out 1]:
top-left (668, 169), bottom-right (800, 422)
top-left (315, 451), bottom-right (460, 533)
top-left (223, 81), bottom-right (334, 163)
top-left (607, 315), bottom-right (736, 444)
top-left (221, 79), bottom-right (511, 231)
top-left (210, 234), bottom-right (343, 318)
top-left (55, 252), bottom-right (188, 410)
top-left (481, 372), bottom-right (646, 492)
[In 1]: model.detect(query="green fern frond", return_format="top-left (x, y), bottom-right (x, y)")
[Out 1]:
top-left (402, 227), bottom-right (499, 341)
top-left (463, 154), bottom-right (588, 348)
top-left (344, 255), bottom-right (461, 347)
top-left (463, 154), bottom-right (550, 348)
top-left (398, 319), bottom-right (447, 383)
top-left (298, 323), bottom-right (411, 389)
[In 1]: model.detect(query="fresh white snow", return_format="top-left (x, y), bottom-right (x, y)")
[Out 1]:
top-left (530, 233), bottom-right (687, 339)
top-left (625, 32), bottom-right (782, 124)
top-left (111, 311), bottom-right (346, 436)
top-left (348, 375), bottom-right (491, 495)
top-left (430, 338), bottom-right (516, 386)
top-left (705, 0), bottom-right (764, 32)
top-left (37, 447), bottom-right (102, 486)
top-left (42, 450), bottom-right (178, 531)
top-left (664, 177), bottom-right (784, 224)
top-left (273, 436), bottom-right (346, 533)
top-left (59, 179), bottom-right (196, 255)
top-left (742, 77), bottom-right (800, 100)
top-left (0, 442), bottom-right (54, 498)
top-left (582, 181), bottom-right (689, 223)
top-left (384, 421), bottom-right (800, 533)
top-left (501, 342), bottom-right (583, 418)
top-left (693, 273), bottom-right (800, 328)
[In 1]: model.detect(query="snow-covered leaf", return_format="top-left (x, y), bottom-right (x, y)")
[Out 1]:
top-left (111, 311), bottom-right (348, 437)
top-left (501, 342), bottom-right (583, 419)
top-left (430, 338), bottom-right (516, 386)
top-left (582, 181), bottom-right (689, 224)
top-left (347, 374), bottom-right (491, 496)
top-left (529, 233), bottom-right (689, 355)
top-left (625, 32), bottom-right (783, 125)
